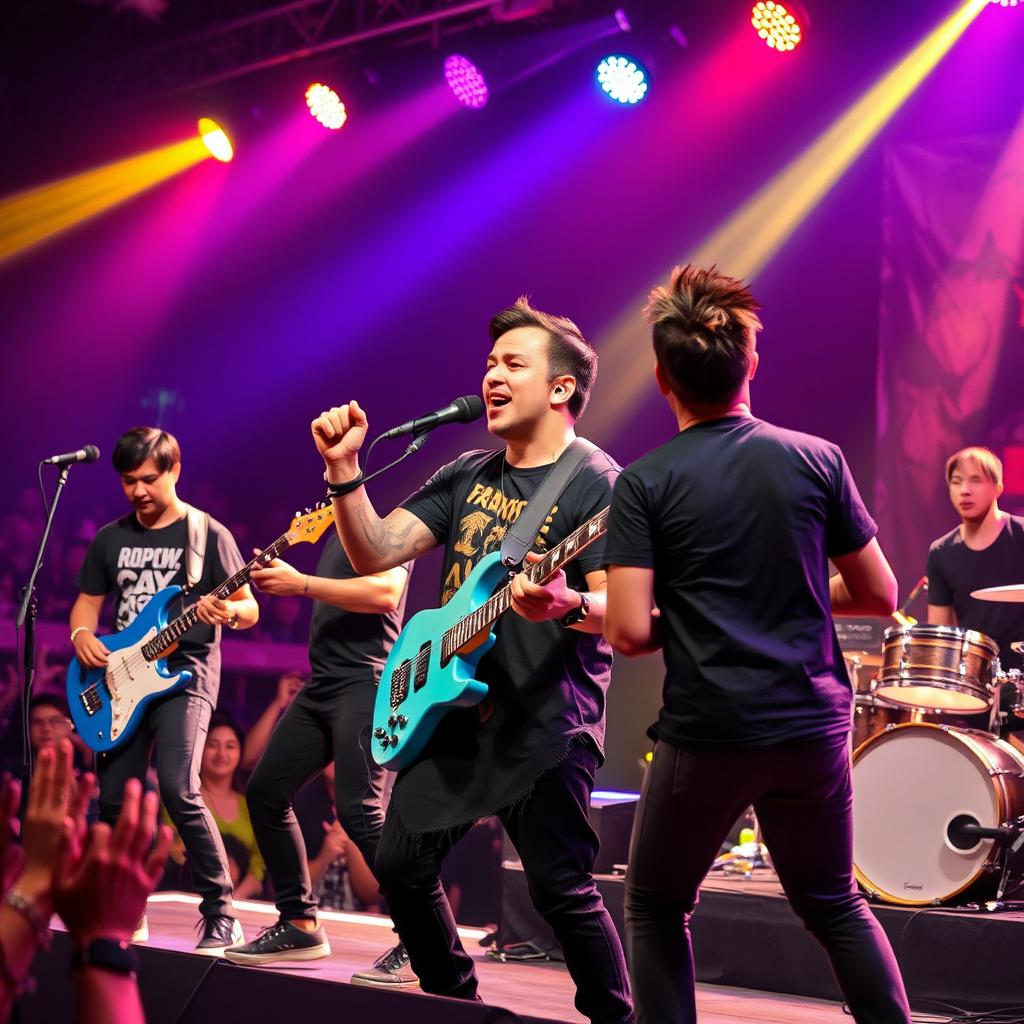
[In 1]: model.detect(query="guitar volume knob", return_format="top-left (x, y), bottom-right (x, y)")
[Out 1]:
top-left (374, 728), bottom-right (387, 739)
top-left (397, 715), bottom-right (408, 729)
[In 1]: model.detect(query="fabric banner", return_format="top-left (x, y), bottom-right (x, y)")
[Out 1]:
top-left (876, 130), bottom-right (1024, 598)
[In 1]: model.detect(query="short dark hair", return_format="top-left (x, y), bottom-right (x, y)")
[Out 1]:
top-left (488, 297), bottom-right (598, 420)
top-left (112, 427), bottom-right (181, 475)
top-left (645, 265), bottom-right (762, 404)
top-left (30, 693), bottom-right (70, 718)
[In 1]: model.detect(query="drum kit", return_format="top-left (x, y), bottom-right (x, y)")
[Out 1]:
top-left (849, 584), bottom-right (1024, 908)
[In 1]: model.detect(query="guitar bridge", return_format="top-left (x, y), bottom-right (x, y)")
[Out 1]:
top-left (80, 685), bottom-right (102, 717)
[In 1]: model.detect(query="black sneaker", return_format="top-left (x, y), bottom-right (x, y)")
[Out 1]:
top-left (224, 921), bottom-right (331, 966)
top-left (350, 943), bottom-right (419, 988)
top-left (194, 915), bottom-right (245, 955)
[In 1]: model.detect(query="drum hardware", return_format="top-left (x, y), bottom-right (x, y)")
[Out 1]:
top-left (971, 583), bottom-right (1024, 603)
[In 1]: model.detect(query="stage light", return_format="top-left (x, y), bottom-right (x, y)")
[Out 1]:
top-left (197, 117), bottom-right (233, 161)
top-left (751, 1), bottom-right (803, 52)
top-left (596, 55), bottom-right (649, 105)
top-left (305, 83), bottom-right (348, 130)
top-left (444, 55), bottom-right (488, 109)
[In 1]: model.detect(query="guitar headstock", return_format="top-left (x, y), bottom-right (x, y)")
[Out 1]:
top-left (286, 502), bottom-right (335, 545)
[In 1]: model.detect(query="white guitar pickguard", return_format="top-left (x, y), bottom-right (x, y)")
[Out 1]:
top-left (104, 627), bottom-right (183, 743)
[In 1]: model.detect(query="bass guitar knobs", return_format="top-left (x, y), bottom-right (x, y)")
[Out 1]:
top-left (396, 715), bottom-right (408, 729)
top-left (374, 727), bottom-right (387, 740)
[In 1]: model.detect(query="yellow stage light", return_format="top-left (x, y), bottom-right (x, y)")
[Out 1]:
top-left (0, 133), bottom-right (215, 264)
top-left (590, 0), bottom-right (988, 437)
top-left (198, 117), bottom-right (234, 162)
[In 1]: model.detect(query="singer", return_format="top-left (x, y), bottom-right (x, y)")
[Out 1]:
top-left (68, 427), bottom-right (259, 953)
top-left (309, 298), bottom-right (632, 1021)
top-left (927, 447), bottom-right (1024, 672)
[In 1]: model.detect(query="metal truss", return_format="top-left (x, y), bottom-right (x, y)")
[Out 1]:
top-left (88, 0), bottom-right (576, 104)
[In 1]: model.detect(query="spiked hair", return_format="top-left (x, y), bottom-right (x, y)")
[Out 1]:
top-left (645, 264), bottom-right (762, 404)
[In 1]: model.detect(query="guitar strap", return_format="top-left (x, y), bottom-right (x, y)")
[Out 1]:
top-left (183, 504), bottom-right (209, 590)
top-left (499, 437), bottom-right (600, 568)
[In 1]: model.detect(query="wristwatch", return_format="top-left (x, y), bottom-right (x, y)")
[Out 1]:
top-left (559, 591), bottom-right (590, 628)
top-left (71, 938), bottom-right (138, 975)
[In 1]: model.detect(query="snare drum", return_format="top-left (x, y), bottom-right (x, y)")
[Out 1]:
top-left (874, 624), bottom-right (999, 713)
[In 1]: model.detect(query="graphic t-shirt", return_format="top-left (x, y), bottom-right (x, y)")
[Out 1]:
top-left (308, 533), bottom-right (412, 688)
top-left (393, 445), bottom-right (619, 831)
top-left (76, 512), bottom-right (246, 705)
top-left (927, 515), bottom-right (1024, 672)
top-left (604, 416), bottom-right (876, 750)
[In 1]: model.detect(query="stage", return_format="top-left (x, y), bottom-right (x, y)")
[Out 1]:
top-left (23, 891), bottom-right (857, 1024)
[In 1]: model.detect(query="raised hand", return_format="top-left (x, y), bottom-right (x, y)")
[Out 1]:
top-left (51, 779), bottom-right (172, 946)
top-left (0, 778), bottom-right (25, 895)
top-left (311, 402), bottom-right (368, 480)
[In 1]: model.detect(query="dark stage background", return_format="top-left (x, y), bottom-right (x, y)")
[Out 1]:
top-left (1, 0), bottom-right (1022, 790)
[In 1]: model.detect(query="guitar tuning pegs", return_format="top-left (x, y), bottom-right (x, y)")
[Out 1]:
top-left (294, 511), bottom-right (301, 519)
top-left (305, 507), bottom-right (311, 514)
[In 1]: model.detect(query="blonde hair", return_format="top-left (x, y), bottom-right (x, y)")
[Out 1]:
top-left (645, 264), bottom-right (762, 403)
top-left (945, 446), bottom-right (1003, 487)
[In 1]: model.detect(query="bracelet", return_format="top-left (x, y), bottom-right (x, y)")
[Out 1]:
top-left (226, 612), bottom-right (239, 630)
top-left (70, 626), bottom-right (92, 645)
top-left (3, 889), bottom-right (53, 952)
top-left (325, 472), bottom-right (365, 499)
top-left (71, 938), bottom-right (138, 975)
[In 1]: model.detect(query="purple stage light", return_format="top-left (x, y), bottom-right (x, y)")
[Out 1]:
top-left (444, 55), bottom-right (488, 109)
top-left (596, 55), bottom-right (649, 105)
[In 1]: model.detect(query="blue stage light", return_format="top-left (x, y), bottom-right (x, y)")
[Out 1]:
top-left (596, 55), bottom-right (649, 105)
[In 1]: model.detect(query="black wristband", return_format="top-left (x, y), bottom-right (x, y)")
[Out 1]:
top-left (325, 472), bottom-right (365, 499)
top-left (72, 938), bottom-right (138, 975)
top-left (559, 591), bottom-right (590, 628)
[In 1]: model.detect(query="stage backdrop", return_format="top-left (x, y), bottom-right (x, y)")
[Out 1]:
top-left (876, 129), bottom-right (1024, 598)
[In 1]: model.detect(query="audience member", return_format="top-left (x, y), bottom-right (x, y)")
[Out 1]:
top-left (241, 672), bottom-right (305, 771)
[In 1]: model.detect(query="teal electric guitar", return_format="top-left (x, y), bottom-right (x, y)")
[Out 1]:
top-left (371, 506), bottom-right (610, 769)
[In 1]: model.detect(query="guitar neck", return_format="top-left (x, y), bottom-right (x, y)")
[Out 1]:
top-left (440, 507), bottom-right (610, 661)
top-left (143, 531), bottom-right (292, 659)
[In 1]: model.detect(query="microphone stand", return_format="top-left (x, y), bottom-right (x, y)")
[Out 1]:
top-left (15, 463), bottom-right (74, 791)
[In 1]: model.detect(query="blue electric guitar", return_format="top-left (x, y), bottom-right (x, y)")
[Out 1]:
top-left (371, 506), bottom-right (610, 769)
top-left (67, 504), bottom-right (336, 752)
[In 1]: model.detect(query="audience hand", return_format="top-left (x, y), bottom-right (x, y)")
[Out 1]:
top-left (321, 820), bottom-right (349, 862)
top-left (0, 778), bottom-right (24, 895)
top-left (52, 779), bottom-right (172, 945)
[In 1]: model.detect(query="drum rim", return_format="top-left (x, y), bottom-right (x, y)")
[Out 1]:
top-left (881, 623), bottom-right (999, 656)
top-left (852, 722), bottom-right (1013, 906)
top-left (873, 675), bottom-right (992, 709)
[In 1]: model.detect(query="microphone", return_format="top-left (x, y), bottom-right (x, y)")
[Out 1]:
top-left (380, 396), bottom-right (485, 440)
top-left (42, 445), bottom-right (101, 466)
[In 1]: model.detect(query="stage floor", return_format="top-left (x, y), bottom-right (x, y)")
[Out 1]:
top-left (121, 892), bottom-right (852, 1023)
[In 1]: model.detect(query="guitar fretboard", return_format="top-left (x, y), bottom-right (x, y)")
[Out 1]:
top-left (140, 525), bottom-right (301, 661)
top-left (439, 506), bottom-right (610, 662)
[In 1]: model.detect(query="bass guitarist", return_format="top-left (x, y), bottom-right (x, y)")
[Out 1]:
top-left (69, 426), bottom-right (259, 953)
top-left (312, 299), bottom-right (633, 1022)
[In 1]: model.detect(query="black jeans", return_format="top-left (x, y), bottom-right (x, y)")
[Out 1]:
top-left (375, 743), bottom-right (633, 1024)
top-left (625, 736), bottom-right (911, 1024)
top-left (97, 692), bottom-right (232, 919)
top-left (246, 680), bottom-right (386, 920)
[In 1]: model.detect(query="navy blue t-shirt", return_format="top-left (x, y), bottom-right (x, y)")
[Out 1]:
top-left (604, 416), bottom-right (876, 750)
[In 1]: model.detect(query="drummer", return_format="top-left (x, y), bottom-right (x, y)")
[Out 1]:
top-left (926, 446), bottom-right (1024, 678)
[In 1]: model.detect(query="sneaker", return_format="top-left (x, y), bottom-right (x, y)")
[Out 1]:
top-left (224, 921), bottom-right (331, 966)
top-left (350, 943), bottom-right (419, 989)
top-left (194, 915), bottom-right (244, 955)
top-left (131, 914), bottom-right (149, 944)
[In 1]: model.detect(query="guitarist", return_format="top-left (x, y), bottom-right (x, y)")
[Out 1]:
top-left (69, 426), bottom-right (259, 953)
top-left (310, 299), bottom-right (632, 1023)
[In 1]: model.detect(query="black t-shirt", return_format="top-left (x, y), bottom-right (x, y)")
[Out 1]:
top-left (604, 416), bottom-right (876, 750)
top-left (308, 533), bottom-right (411, 687)
top-left (926, 515), bottom-right (1024, 671)
top-left (76, 512), bottom-right (245, 705)
top-left (393, 445), bottom-right (619, 830)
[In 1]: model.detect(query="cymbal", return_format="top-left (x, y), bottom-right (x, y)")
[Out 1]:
top-left (843, 650), bottom-right (884, 667)
top-left (971, 584), bottom-right (1024, 603)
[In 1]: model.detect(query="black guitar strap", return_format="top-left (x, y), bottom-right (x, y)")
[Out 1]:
top-left (499, 437), bottom-right (600, 568)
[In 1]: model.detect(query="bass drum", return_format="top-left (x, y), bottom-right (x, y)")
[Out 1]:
top-left (853, 723), bottom-right (1024, 905)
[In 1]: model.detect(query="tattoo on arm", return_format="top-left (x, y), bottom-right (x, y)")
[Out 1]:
top-left (354, 505), bottom-right (426, 560)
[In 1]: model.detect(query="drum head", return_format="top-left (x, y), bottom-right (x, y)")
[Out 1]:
top-left (872, 683), bottom-right (989, 712)
top-left (853, 724), bottom-right (1001, 905)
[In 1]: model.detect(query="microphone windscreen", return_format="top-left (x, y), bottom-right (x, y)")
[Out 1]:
top-left (454, 395), bottom-right (485, 422)
top-left (83, 445), bottom-right (101, 463)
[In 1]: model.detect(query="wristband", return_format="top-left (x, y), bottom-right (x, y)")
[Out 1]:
top-left (70, 626), bottom-right (92, 645)
top-left (325, 472), bottom-right (365, 499)
top-left (559, 591), bottom-right (590, 628)
top-left (3, 888), bottom-right (52, 951)
top-left (72, 938), bottom-right (138, 975)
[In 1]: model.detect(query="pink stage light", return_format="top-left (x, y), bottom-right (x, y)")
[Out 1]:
top-left (444, 55), bottom-right (488, 109)
top-left (751, 2), bottom-right (803, 52)
top-left (305, 83), bottom-right (348, 130)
